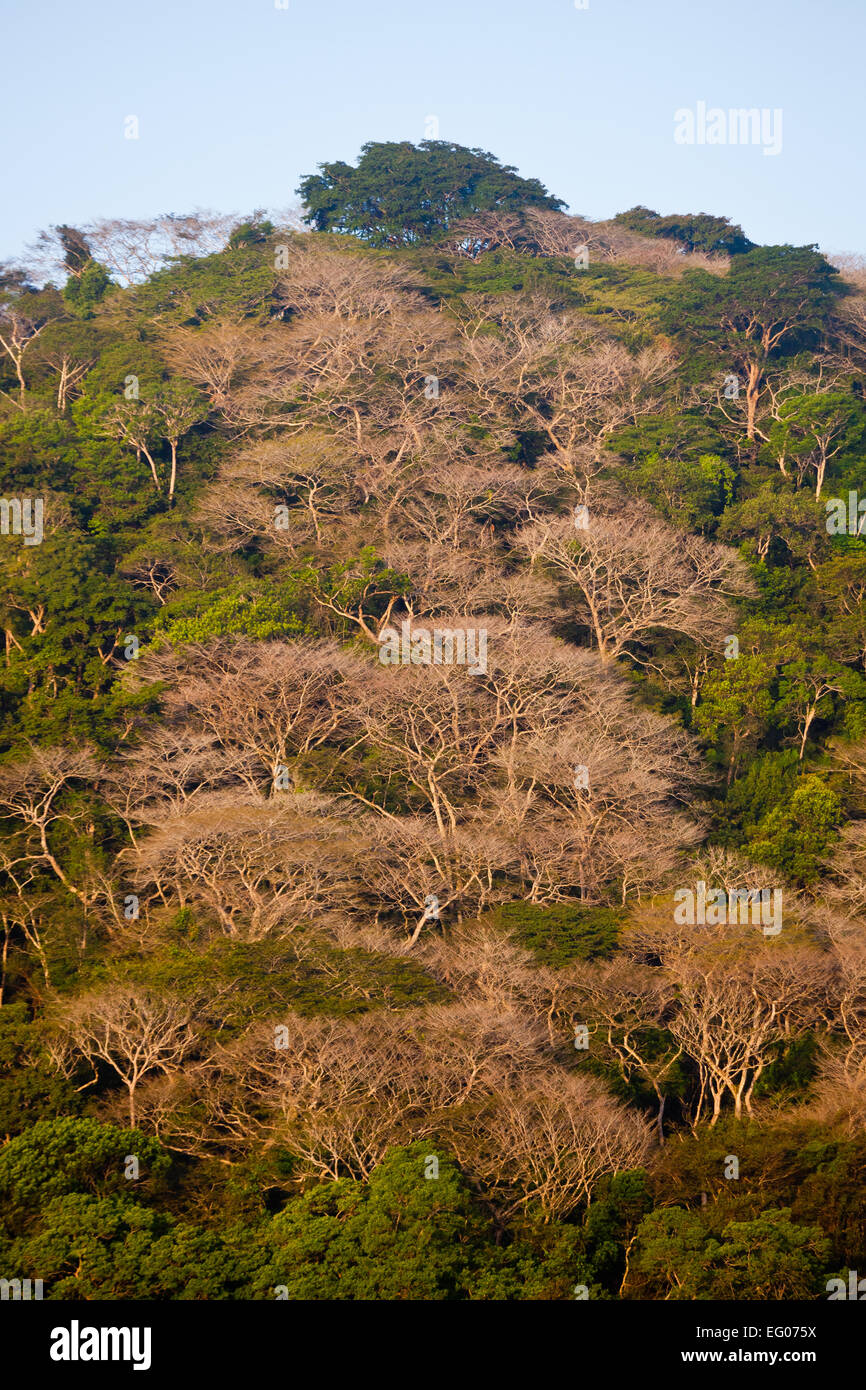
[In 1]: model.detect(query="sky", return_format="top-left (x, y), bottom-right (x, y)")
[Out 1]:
top-left (3, 0), bottom-right (864, 265)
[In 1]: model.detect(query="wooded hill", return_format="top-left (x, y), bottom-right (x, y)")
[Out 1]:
top-left (1, 141), bottom-right (865, 1300)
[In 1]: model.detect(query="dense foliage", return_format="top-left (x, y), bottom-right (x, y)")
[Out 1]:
top-left (298, 139), bottom-right (565, 245)
top-left (1, 152), bottom-right (866, 1300)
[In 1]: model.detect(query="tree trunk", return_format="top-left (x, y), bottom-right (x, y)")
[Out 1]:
top-left (656, 1092), bottom-right (666, 1146)
top-left (168, 439), bottom-right (178, 500)
top-left (745, 361), bottom-right (761, 440)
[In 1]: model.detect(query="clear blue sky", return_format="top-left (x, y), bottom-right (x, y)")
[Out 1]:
top-left (3, 0), bottom-right (864, 262)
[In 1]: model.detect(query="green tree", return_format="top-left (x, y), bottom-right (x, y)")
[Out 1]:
top-left (660, 246), bottom-right (844, 439)
top-left (614, 206), bottom-right (754, 256)
top-left (7, 1192), bottom-right (250, 1299)
top-left (630, 1206), bottom-right (831, 1299)
top-left (693, 646), bottom-right (776, 782)
top-left (256, 1144), bottom-right (579, 1300)
top-left (764, 391), bottom-right (865, 498)
top-left (747, 775), bottom-right (843, 883)
top-left (0, 1117), bottom-right (170, 1234)
top-left (298, 141), bottom-right (565, 247)
top-left (62, 260), bottom-right (112, 319)
top-left (717, 485), bottom-right (828, 565)
top-left (0, 1004), bottom-right (80, 1137)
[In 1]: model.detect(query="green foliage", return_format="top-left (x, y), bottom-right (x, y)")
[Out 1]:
top-left (111, 935), bottom-right (448, 1029)
top-left (255, 1144), bottom-right (579, 1300)
top-left (124, 243), bottom-right (277, 325)
top-left (0, 1117), bottom-right (170, 1233)
top-left (228, 216), bottom-right (275, 249)
top-left (746, 775), bottom-right (843, 883)
top-left (659, 245), bottom-right (845, 381)
top-left (693, 651), bottom-right (776, 774)
top-left (7, 1192), bottom-right (253, 1300)
top-left (718, 485), bottom-right (828, 565)
top-left (0, 1004), bottom-right (81, 1137)
top-left (754, 1032), bottom-right (819, 1101)
top-left (764, 392), bottom-right (866, 486)
top-left (299, 140), bottom-right (565, 246)
top-left (613, 205), bottom-right (754, 255)
top-left (621, 449), bottom-right (735, 528)
top-left (156, 583), bottom-right (309, 645)
top-left (583, 1170), bottom-right (653, 1286)
top-left (719, 749), bottom-right (802, 845)
top-left (489, 901), bottom-right (620, 965)
top-left (62, 260), bottom-right (112, 318)
top-left (631, 1206), bottom-right (831, 1299)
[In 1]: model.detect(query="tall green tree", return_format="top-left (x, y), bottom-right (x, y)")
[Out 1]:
top-left (298, 140), bottom-right (565, 247)
top-left (614, 206), bottom-right (754, 255)
top-left (660, 246), bottom-right (845, 439)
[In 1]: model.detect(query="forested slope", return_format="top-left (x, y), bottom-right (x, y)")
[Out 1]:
top-left (1, 152), bottom-right (866, 1299)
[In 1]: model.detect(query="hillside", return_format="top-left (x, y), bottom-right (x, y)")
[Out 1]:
top-left (2, 163), bottom-right (866, 1301)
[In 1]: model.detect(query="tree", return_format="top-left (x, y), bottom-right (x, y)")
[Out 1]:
top-left (614, 205), bottom-right (754, 256)
top-left (629, 1206), bottom-right (831, 1299)
top-left (747, 776), bottom-right (843, 883)
top-left (0, 1004), bottom-right (80, 1135)
top-left (0, 267), bottom-right (60, 407)
top-left (228, 215), bottom-right (274, 249)
top-left (668, 948), bottom-right (818, 1125)
top-left (0, 1116), bottom-right (169, 1229)
top-left (31, 319), bottom-right (95, 411)
top-left (62, 260), bottom-right (112, 319)
top-left (257, 1142), bottom-right (579, 1299)
top-left (74, 212), bottom-right (235, 286)
top-left (0, 747), bottom-right (101, 911)
top-left (298, 140), bottom-right (565, 246)
top-left (517, 506), bottom-right (751, 663)
top-left (7, 1191), bottom-right (248, 1299)
top-left (818, 552), bottom-right (866, 670)
top-left (717, 485), bottom-right (827, 565)
top-left (129, 794), bottom-right (363, 939)
top-left (52, 225), bottom-right (94, 278)
top-left (764, 391), bottom-right (864, 497)
top-left (51, 986), bottom-right (196, 1126)
top-left (662, 246), bottom-right (845, 439)
top-left (101, 383), bottom-right (207, 498)
top-left (101, 398), bottom-right (162, 491)
top-left (161, 317), bottom-right (267, 422)
top-left (150, 383), bottom-right (209, 500)
top-left (571, 960), bottom-right (683, 1143)
top-left (692, 626), bottom-right (779, 782)
top-left (449, 1071), bottom-right (651, 1220)
top-left (775, 649), bottom-right (863, 759)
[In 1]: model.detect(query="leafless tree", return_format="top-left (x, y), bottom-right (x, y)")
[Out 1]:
top-left (0, 747), bottom-right (101, 912)
top-left (50, 985), bottom-right (197, 1126)
top-left (517, 504), bottom-right (751, 663)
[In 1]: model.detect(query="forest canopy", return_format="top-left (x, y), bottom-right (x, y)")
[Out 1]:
top-left (297, 139), bottom-right (566, 245)
top-left (1, 145), bottom-right (866, 1302)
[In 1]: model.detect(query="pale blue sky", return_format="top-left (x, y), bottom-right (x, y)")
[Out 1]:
top-left (3, 0), bottom-right (864, 264)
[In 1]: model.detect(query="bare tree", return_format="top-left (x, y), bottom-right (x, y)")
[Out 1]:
top-left (0, 267), bottom-right (57, 407)
top-left (51, 985), bottom-right (196, 1126)
top-left (0, 747), bottom-right (101, 912)
top-left (517, 504), bottom-right (752, 663)
top-left (450, 1071), bottom-right (651, 1219)
top-left (570, 959), bottom-right (683, 1142)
